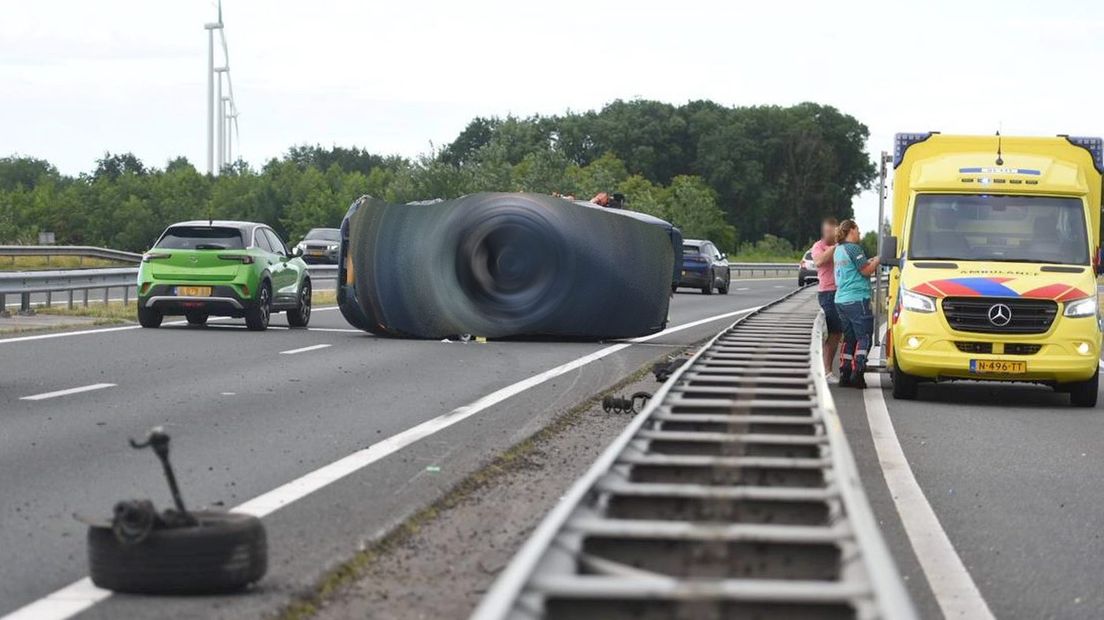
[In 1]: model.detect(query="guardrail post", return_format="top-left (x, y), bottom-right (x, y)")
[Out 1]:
top-left (0, 293), bottom-right (8, 318)
top-left (19, 292), bottom-right (33, 315)
top-left (103, 287), bottom-right (110, 305)
top-left (82, 289), bottom-right (89, 307)
top-left (123, 286), bottom-right (129, 305)
top-left (68, 290), bottom-right (75, 309)
top-left (45, 291), bottom-right (51, 308)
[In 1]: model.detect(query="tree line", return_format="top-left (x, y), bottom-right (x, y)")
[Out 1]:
top-left (0, 99), bottom-right (874, 253)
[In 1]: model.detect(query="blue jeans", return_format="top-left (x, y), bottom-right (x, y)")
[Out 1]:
top-left (817, 291), bottom-right (843, 334)
top-left (836, 299), bottom-right (873, 378)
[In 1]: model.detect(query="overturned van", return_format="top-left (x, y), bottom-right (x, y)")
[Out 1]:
top-left (337, 192), bottom-right (682, 340)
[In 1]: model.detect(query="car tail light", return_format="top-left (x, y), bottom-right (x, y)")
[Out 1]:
top-left (142, 252), bottom-right (171, 262)
top-left (345, 253), bottom-right (354, 285)
top-left (139, 282), bottom-right (151, 295)
top-left (241, 283), bottom-right (250, 297)
top-left (218, 254), bottom-right (254, 264)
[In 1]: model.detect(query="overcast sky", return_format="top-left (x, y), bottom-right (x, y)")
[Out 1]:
top-left (3, 0), bottom-right (1103, 230)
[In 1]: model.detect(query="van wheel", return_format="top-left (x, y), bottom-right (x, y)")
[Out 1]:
top-left (891, 363), bottom-right (919, 400)
top-left (137, 307), bottom-right (162, 328)
top-left (245, 283), bottom-right (271, 331)
top-left (1068, 371), bottom-right (1098, 407)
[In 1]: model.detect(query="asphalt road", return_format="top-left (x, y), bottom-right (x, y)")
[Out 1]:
top-left (834, 347), bottom-right (1104, 618)
top-left (0, 278), bottom-right (794, 619)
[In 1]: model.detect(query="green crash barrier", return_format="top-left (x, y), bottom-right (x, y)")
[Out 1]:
top-left (337, 192), bottom-right (681, 339)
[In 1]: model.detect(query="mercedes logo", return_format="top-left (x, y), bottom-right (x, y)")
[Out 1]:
top-left (988, 303), bottom-right (1012, 327)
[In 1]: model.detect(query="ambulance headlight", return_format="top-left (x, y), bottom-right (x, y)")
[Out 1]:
top-left (1064, 297), bottom-right (1097, 318)
top-left (901, 288), bottom-right (936, 313)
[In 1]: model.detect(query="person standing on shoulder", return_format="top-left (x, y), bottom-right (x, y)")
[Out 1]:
top-left (833, 219), bottom-right (880, 388)
top-left (811, 217), bottom-right (843, 381)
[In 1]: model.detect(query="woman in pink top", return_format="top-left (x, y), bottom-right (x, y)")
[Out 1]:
top-left (811, 217), bottom-right (843, 379)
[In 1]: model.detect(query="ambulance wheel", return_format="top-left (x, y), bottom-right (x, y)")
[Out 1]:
top-left (891, 363), bottom-right (919, 400)
top-left (1068, 371), bottom-right (1098, 408)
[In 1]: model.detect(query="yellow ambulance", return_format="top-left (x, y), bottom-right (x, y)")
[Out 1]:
top-left (882, 134), bottom-right (1102, 406)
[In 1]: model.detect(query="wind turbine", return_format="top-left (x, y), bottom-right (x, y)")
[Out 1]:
top-left (205, 0), bottom-right (239, 175)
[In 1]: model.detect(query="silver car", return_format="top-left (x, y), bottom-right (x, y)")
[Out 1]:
top-left (294, 228), bottom-right (341, 264)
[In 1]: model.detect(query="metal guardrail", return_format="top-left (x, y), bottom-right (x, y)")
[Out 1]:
top-left (0, 265), bottom-right (339, 316)
top-left (0, 246), bottom-right (798, 278)
top-left (0, 245), bottom-right (144, 265)
top-left (728, 262), bottom-right (797, 278)
top-left (473, 287), bottom-right (916, 620)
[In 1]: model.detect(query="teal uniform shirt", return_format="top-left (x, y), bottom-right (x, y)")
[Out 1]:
top-left (833, 242), bottom-right (871, 304)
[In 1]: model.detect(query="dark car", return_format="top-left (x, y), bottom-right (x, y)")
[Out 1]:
top-left (294, 228), bottom-right (341, 264)
top-left (677, 239), bottom-right (730, 294)
top-left (798, 249), bottom-right (818, 286)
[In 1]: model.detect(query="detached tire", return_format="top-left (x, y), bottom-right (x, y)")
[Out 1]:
top-left (891, 363), bottom-right (919, 400)
top-left (137, 306), bottom-right (162, 328)
top-left (1068, 370), bottom-right (1098, 408)
top-left (88, 511), bottom-right (266, 594)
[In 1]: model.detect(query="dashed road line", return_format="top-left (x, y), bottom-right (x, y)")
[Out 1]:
top-left (2, 304), bottom-right (764, 620)
top-left (0, 307), bottom-right (341, 345)
top-left (279, 344), bottom-right (332, 355)
top-left (20, 383), bottom-right (116, 401)
top-left (863, 375), bottom-right (995, 619)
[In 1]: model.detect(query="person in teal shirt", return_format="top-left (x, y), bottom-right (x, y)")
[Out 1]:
top-left (832, 219), bottom-right (880, 388)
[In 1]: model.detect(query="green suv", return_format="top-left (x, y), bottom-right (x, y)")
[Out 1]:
top-left (137, 221), bottom-right (312, 330)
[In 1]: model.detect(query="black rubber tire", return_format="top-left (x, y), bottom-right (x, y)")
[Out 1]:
top-left (1068, 370), bottom-right (1098, 407)
top-left (137, 306), bottom-right (162, 328)
top-left (245, 283), bottom-right (271, 331)
top-left (88, 511), bottom-right (266, 594)
top-left (891, 362), bottom-right (919, 400)
top-left (798, 277), bottom-right (804, 287)
top-left (718, 274), bottom-right (730, 295)
top-left (184, 310), bottom-right (208, 326)
top-left (701, 281), bottom-right (713, 295)
top-left (287, 279), bottom-right (311, 327)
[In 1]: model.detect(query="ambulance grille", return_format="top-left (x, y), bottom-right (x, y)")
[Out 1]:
top-left (941, 297), bottom-right (1057, 335)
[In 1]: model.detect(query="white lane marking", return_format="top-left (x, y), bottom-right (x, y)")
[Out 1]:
top-left (0, 307), bottom-right (341, 345)
top-left (20, 383), bottom-right (115, 401)
top-left (279, 344), bottom-right (332, 355)
top-left (233, 305), bottom-right (760, 517)
top-left (735, 287), bottom-right (749, 291)
top-left (627, 307), bottom-right (761, 343)
top-left (4, 303), bottom-right (762, 620)
top-left (863, 374), bottom-right (995, 619)
top-left (0, 578), bottom-right (109, 620)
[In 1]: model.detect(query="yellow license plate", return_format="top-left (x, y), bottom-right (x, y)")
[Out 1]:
top-left (175, 286), bottom-right (212, 297)
top-left (971, 359), bottom-right (1026, 374)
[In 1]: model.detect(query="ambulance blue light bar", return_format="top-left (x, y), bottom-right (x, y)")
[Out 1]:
top-left (1061, 135), bottom-right (1104, 174)
top-left (893, 132), bottom-right (937, 168)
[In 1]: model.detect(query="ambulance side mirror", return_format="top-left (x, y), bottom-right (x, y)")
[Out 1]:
top-left (879, 236), bottom-right (900, 267)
